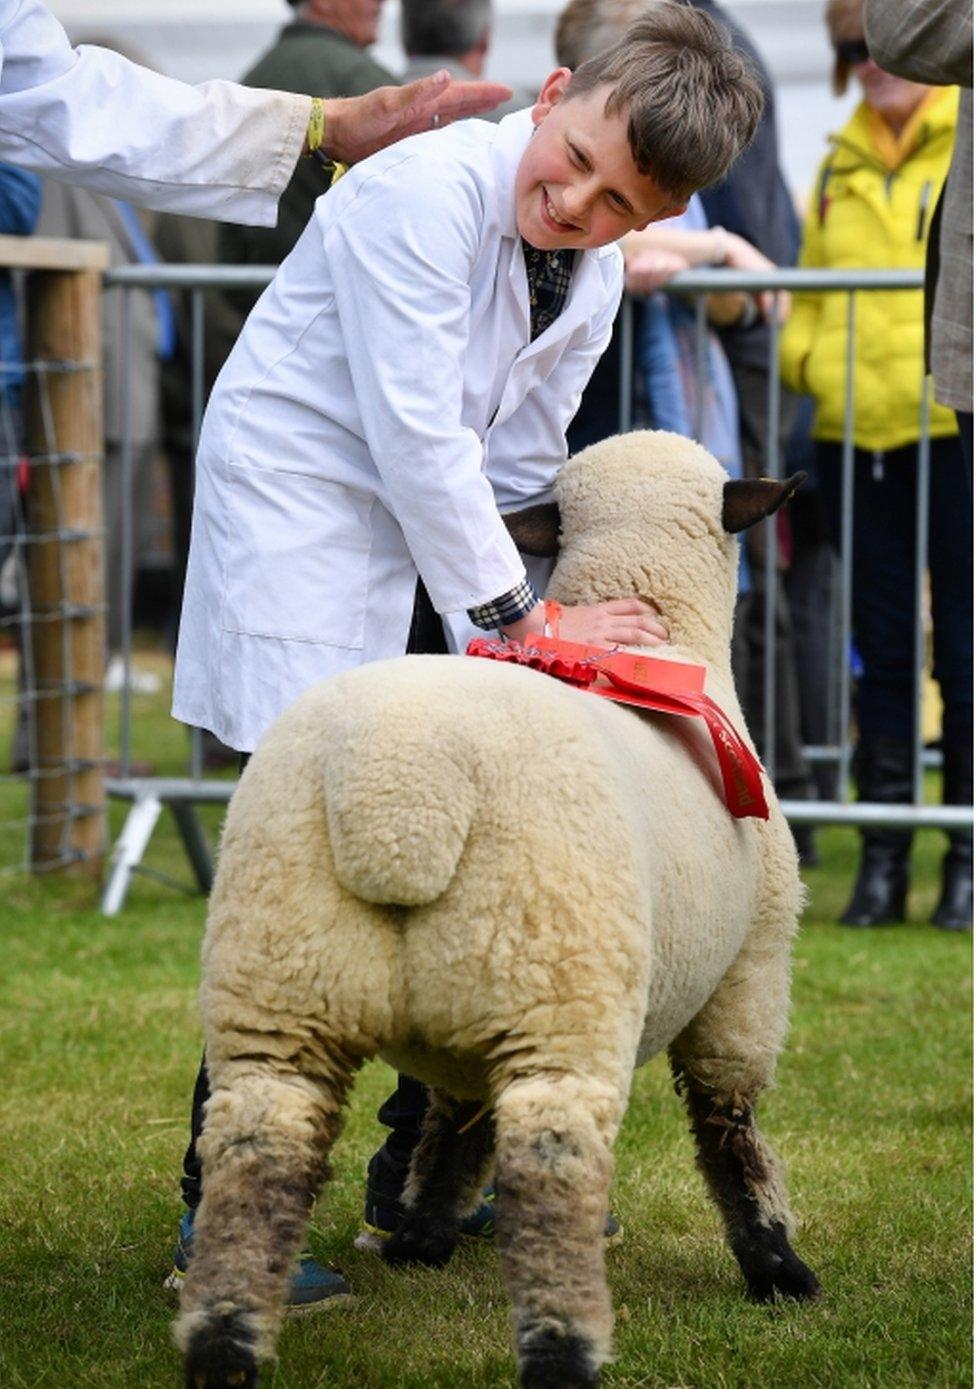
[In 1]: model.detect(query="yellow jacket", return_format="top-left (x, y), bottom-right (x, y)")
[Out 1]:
top-left (780, 87), bottom-right (959, 450)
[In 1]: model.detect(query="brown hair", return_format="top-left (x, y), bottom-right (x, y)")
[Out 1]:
top-left (561, 2), bottom-right (764, 201)
top-left (825, 0), bottom-right (865, 95)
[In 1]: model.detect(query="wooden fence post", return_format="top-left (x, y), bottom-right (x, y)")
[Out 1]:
top-left (9, 236), bottom-right (111, 877)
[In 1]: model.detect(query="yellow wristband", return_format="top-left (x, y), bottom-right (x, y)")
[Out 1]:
top-left (306, 97), bottom-right (326, 156)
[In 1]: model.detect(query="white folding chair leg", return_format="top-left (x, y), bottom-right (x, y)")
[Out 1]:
top-left (100, 792), bottom-right (164, 916)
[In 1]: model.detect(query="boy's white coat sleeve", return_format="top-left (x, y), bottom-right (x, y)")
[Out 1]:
top-left (326, 162), bottom-right (528, 615)
top-left (0, 0), bottom-right (308, 223)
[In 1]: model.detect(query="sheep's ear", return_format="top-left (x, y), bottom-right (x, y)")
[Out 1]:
top-left (722, 471), bottom-right (807, 534)
top-left (502, 501), bottom-right (562, 557)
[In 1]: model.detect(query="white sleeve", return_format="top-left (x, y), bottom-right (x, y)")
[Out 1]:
top-left (0, 0), bottom-right (309, 223)
top-left (325, 156), bottom-right (527, 615)
top-left (485, 266), bottom-right (622, 509)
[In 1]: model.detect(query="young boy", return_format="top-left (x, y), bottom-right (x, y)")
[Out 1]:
top-left (170, 1), bottom-right (762, 1300)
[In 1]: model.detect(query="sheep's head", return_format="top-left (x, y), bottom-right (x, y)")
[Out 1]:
top-left (504, 430), bottom-right (803, 665)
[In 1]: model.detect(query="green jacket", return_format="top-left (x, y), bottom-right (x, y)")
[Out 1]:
top-left (219, 23), bottom-right (396, 312)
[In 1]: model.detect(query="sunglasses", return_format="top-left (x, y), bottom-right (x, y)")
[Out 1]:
top-left (835, 38), bottom-right (871, 65)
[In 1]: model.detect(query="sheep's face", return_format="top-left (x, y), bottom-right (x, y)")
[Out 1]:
top-left (547, 431), bottom-right (738, 657)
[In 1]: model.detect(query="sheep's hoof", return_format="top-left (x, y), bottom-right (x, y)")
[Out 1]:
top-left (184, 1312), bottom-right (259, 1389)
top-left (382, 1216), bottom-right (458, 1269)
top-left (519, 1328), bottom-right (600, 1389)
top-left (738, 1223), bottom-right (822, 1303)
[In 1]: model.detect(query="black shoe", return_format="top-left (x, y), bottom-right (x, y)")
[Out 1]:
top-left (932, 844), bottom-right (973, 930)
top-left (932, 740), bottom-right (972, 931)
top-left (841, 842), bottom-right (909, 926)
top-left (841, 738), bottom-right (913, 928)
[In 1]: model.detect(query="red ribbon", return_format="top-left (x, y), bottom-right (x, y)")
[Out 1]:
top-left (466, 633), bottom-right (768, 821)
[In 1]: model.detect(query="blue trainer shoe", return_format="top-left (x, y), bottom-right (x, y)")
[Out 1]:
top-left (163, 1207), bottom-right (352, 1310)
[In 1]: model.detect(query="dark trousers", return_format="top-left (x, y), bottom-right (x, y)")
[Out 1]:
top-left (180, 582), bottom-right (447, 1210)
top-left (731, 575), bottom-right (815, 800)
top-left (816, 435), bottom-right (973, 744)
top-left (727, 362), bottom-right (815, 801)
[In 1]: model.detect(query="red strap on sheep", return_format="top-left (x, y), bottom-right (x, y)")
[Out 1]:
top-left (466, 632), bottom-right (769, 821)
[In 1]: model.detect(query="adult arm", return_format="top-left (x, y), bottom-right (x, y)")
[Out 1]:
top-left (0, 0), bottom-right (511, 223)
top-left (865, 0), bottom-right (973, 88)
top-left (623, 224), bottom-right (789, 325)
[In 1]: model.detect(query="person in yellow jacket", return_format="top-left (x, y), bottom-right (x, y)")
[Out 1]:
top-left (781, 0), bottom-right (972, 932)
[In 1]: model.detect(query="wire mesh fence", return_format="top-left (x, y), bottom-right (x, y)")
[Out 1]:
top-left (0, 238), bottom-right (109, 878)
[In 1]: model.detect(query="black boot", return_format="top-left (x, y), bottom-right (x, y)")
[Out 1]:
top-left (841, 738), bottom-right (913, 927)
top-left (932, 741), bottom-right (973, 931)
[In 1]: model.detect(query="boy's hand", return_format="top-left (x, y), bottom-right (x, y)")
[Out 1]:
top-left (503, 598), bottom-right (668, 647)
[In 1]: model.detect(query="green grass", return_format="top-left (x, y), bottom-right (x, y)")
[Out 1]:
top-left (0, 651), bottom-right (971, 1388)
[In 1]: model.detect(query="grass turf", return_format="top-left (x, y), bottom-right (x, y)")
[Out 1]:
top-left (0, 652), bottom-right (971, 1387)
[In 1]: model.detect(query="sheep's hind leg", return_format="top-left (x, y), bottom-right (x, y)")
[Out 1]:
top-left (669, 947), bottom-right (820, 1304)
top-left (493, 1073), bottom-right (620, 1389)
top-left (672, 1071), bottom-right (820, 1302)
top-left (383, 1089), bottom-right (495, 1269)
top-left (175, 1057), bottom-right (355, 1389)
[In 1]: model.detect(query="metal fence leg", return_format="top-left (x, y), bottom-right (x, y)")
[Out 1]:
top-left (100, 791), bottom-right (164, 916)
top-left (169, 801), bottom-right (213, 894)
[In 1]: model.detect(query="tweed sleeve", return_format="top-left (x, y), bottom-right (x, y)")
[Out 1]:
top-left (865, 0), bottom-right (973, 88)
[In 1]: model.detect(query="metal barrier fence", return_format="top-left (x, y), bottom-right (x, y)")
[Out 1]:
top-left (12, 261), bottom-right (970, 911)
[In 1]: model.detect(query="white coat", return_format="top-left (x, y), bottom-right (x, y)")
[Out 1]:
top-left (0, 0), bottom-right (307, 223)
top-left (172, 111), bottom-right (623, 752)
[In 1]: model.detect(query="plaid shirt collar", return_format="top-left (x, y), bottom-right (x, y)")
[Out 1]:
top-left (522, 238), bottom-right (578, 341)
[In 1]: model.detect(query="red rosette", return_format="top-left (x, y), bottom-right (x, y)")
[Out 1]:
top-left (466, 635), bottom-right (767, 819)
top-left (466, 638), bottom-right (597, 689)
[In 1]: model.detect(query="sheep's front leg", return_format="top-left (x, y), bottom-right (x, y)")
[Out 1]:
top-left (175, 1062), bottom-right (353, 1389)
top-left (493, 1073), bottom-right (621, 1389)
top-left (383, 1089), bottom-right (495, 1269)
top-left (669, 923), bottom-right (820, 1304)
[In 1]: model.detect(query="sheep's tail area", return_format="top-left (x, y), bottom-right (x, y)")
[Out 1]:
top-left (320, 714), bottom-right (478, 908)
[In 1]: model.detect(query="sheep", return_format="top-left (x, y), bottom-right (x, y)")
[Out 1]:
top-left (175, 430), bottom-right (820, 1389)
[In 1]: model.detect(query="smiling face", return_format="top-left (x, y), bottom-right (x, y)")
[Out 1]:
top-left (514, 70), bottom-right (686, 251)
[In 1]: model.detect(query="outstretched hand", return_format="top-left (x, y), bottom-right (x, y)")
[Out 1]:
top-left (320, 73), bottom-right (515, 166)
top-left (504, 598), bottom-right (668, 648)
